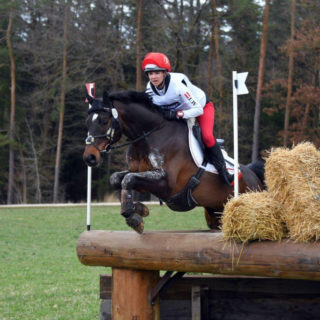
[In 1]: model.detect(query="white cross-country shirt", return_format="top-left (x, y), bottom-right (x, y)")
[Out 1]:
top-left (146, 73), bottom-right (207, 119)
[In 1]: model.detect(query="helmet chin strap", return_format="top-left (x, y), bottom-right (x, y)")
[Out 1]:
top-left (156, 80), bottom-right (166, 90)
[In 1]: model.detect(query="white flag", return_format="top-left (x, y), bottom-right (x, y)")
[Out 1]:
top-left (236, 72), bottom-right (249, 95)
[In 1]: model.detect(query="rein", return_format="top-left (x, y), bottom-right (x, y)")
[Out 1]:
top-left (86, 105), bottom-right (164, 153)
top-left (108, 122), bottom-right (164, 152)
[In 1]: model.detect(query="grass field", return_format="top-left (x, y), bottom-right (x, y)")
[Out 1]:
top-left (0, 204), bottom-right (207, 319)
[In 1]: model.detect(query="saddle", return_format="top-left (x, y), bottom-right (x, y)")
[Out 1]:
top-left (161, 119), bottom-right (237, 212)
top-left (187, 119), bottom-right (236, 174)
top-left (192, 125), bottom-right (224, 154)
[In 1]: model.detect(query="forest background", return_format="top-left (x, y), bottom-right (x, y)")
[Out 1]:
top-left (0, 0), bottom-right (319, 204)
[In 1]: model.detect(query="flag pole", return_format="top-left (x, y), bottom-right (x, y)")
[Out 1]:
top-left (85, 83), bottom-right (95, 231)
top-left (232, 71), bottom-right (239, 198)
top-left (232, 71), bottom-right (249, 198)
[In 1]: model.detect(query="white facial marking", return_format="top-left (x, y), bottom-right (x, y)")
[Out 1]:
top-left (92, 113), bottom-right (98, 121)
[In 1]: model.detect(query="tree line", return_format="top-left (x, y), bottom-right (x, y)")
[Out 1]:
top-left (0, 0), bottom-right (319, 204)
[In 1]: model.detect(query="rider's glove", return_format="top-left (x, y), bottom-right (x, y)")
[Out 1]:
top-left (163, 110), bottom-right (177, 120)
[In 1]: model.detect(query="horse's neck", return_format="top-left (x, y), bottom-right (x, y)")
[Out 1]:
top-left (117, 102), bottom-right (162, 139)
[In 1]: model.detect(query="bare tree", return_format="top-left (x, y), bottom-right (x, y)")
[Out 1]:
top-left (207, 0), bottom-right (223, 136)
top-left (251, 0), bottom-right (270, 161)
top-left (136, 0), bottom-right (143, 91)
top-left (6, 3), bottom-right (16, 204)
top-left (153, 0), bottom-right (207, 74)
top-left (26, 119), bottom-right (41, 203)
top-left (283, 0), bottom-right (296, 147)
top-left (207, 0), bottom-right (216, 98)
top-left (53, 1), bottom-right (69, 203)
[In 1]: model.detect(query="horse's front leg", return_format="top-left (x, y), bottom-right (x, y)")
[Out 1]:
top-left (120, 169), bottom-right (168, 233)
top-left (110, 170), bottom-right (129, 189)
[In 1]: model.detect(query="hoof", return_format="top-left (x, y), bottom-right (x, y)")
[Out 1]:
top-left (126, 213), bottom-right (144, 234)
top-left (134, 202), bottom-right (149, 217)
top-left (133, 221), bottom-right (144, 234)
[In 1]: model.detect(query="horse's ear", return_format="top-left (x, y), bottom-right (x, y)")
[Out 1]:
top-left (85, 89), bottom-right (94, 105)
top-left (103, 90), bottom-right (111, 106)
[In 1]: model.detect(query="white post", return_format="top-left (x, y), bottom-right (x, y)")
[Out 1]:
top-left (86, 166), bottom-right (92, 231)
top-left (232, 71), bottom-right (249, 198)
top-left (85, 82), bottom-right (95, 231)
top-left (232, 71), bottom-right (239, 198)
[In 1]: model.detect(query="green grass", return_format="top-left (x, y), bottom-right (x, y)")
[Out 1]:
top-left (0, 205), bottom-right (207, 319)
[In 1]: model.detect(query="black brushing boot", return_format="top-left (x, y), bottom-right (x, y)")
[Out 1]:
top-left (207, 143), bottom-right (233, 186)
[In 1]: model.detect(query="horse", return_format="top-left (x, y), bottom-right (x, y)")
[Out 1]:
top-left (83, 90), bottom-right (265, 233)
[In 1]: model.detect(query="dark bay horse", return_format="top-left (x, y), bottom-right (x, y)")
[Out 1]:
top-left (83, 90), bottom-right (264, 233)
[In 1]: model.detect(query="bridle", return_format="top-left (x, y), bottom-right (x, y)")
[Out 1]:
top-left (85, 105), bottom-right (121, 153)
top-left (85, 104), bottom-right (164, 154)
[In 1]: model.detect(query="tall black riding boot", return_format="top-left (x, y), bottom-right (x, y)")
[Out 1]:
top-left (207, 143), bottom-right (233, 186)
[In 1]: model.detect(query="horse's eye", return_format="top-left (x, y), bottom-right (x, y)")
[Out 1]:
top-left (100, 117), bottom-right (109, 126)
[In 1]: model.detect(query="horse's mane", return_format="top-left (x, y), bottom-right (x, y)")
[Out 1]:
top-left (109, 90), bottom-right (162, 114)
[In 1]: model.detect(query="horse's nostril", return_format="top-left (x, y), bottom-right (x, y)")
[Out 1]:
top-left (84, 154), bottom-right (97, 167)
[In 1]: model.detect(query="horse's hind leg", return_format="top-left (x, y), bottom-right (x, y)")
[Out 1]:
top-left (204, 207), bottom-right (222, 231)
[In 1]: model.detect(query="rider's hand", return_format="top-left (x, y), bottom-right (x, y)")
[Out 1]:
top-left (163, 110), bottom-right (177, 120)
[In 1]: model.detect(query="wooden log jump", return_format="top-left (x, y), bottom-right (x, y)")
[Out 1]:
top-left (77, 230), bottom-right (320, 319)
top-left (77, 230), bottom-right (320, 281)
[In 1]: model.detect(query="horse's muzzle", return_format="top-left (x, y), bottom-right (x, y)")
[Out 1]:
top-left (83, 146), bottom-right (102, 167)
top-left (83, 154), bottom-right (98, 167)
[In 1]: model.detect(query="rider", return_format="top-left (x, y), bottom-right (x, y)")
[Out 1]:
top-left (142, 52), bottom-right (233, 186)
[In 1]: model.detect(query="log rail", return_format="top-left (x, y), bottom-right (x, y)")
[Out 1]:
top-left (77, 230), bottom-right (320, 319)
top-left (77, 230), bottom-right (320, 281)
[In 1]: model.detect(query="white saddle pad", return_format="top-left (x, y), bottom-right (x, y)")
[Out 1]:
top-left (187, 119), bottom-right (236, 174)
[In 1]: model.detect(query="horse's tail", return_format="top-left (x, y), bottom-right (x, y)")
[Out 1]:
top-left (247, 159), bottom-right (266, 190)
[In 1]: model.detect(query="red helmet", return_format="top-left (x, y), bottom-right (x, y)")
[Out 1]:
top-left (142, 52), bottom-right (171, 72)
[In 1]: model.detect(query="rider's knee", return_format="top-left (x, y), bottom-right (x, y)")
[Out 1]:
top-left (202, 134), bottom-right (216, 148)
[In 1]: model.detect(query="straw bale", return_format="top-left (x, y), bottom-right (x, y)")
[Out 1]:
top-left (265, 142), bottom-right (320, 242)
top-left (222, 191), bottom-right (287, 243)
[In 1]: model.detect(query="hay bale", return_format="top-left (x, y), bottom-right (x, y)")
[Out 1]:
top-left (222, 191), bottom-right (287, 243)
top-left (265, 142), bottom-right (320, 242)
